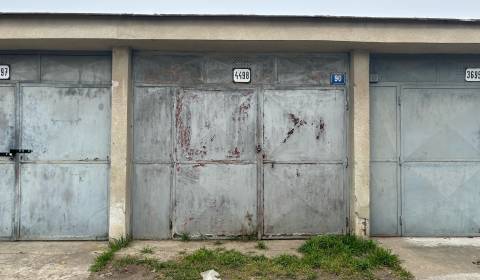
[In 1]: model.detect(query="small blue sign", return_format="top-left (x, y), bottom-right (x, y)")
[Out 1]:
top-left (330, 72), bottom-right (346, 85)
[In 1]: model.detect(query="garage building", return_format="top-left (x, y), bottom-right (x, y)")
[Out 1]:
top-left (0, 14), bottom-right (479, 240)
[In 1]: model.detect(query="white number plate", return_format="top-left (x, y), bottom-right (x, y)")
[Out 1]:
top-left (465, 68), bottom-right (480, 82)
top-left (233, 68), bottom-right (251, 83)
top-left (0, 65), bottom-right (10, 80)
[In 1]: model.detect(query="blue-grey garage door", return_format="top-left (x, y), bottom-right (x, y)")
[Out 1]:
top-left (370, 55), bottom-right (480, 236)
top-left (0, 54), bottom-right (111, 240)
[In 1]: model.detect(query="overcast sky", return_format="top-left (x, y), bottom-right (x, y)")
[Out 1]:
top-left (2, 0), bottom-right (479, 19)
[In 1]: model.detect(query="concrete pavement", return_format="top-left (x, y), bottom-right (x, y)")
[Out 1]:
top-left (377, 237), bottom-right (480, 280)
top-left (0, 238), bottom-right (479, 279)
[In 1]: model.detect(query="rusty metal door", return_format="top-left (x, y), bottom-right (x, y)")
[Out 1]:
top-left (400, 87), bottom-right (480, 236)
top-left (0, 84), bottom-right (110, 240)
top-left (131, 53), bottom-right (349, 239)
top-left (173, 88), bottom-right (257, 237)
top-left (262, 88), bottom-right (347, 237)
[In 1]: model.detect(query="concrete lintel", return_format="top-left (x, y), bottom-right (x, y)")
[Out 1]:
top-left (109, 47), bottom-right (133, 240)
top-left (349, 50), bottom-right (370, 237)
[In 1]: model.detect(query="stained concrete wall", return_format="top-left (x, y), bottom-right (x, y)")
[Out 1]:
top-left (0, 15), bottom-right (480, 52)
top-left (109, 47), bottom-right (133, 239)
top-left (349, 51), bottom-right (370, 237)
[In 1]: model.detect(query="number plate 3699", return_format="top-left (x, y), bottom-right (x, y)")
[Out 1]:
top-left (465, 68), bottom-right (480, 82)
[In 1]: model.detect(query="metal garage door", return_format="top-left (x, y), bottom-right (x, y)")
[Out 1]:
top-left (263, 89), bottom-right (346, 236)
top-left (0, 54), bottom-right (111, 240)
top-left (370, 55), bottom-right (480, 236)
top-left (132, 53), bottom-right (348, 239)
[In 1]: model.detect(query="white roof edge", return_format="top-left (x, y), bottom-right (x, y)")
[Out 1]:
top-left (0, 12), bottom-right (479, 23)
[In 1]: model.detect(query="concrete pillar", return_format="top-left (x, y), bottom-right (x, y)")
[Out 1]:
top-left (349, 50), bottom-right (370, 237)
top-left (109, 47), bottom-right (133, 240)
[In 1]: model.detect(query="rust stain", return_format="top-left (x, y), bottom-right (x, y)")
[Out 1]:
top-left (233, 96), bottom-right (252, 121)
top-left (296, 169), bottom-right (301, 177)
top-left (227, 147), bottom-right (241, 158)
top-left (176, 93), bottom-right (207, 159)
top-left (316, 118), bottom-right (326, 140)
top-left (282, 113), bottom-right (306, 143)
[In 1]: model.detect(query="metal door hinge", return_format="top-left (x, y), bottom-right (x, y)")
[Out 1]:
top-left (346, 217), bottom-right (349, 228)
top-left (399, 216), bottom-right (403, 226)
top-left (345, 157), bottom-right (349, 169)
top-left (397, 95), bottom-right (401, 106)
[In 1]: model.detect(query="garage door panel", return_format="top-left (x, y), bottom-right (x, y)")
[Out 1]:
top-left (0, 164), bottom-right (15, 238)
top-left (403, 163), bottom-right (480, 236)
top-left (134, 87), bottom-right (172, 162)
top-left (21, 87), bottom-right (111, 161)
top-left (401, 88), bottom-right (480, 161)
top-left (263, 89), bottom-right (345, 162)
top-left (19, 164), bottom-right (108, 240)
top-left (205, 56), bottom-right (274, 84)
top-left (0, 55), bottom-right (39, 81)
top-left (370, 162), bottom-right (398, 236)
top-left (174, 164), bottom-right (256, 236)
top-left (264, 164), bottom-right (345, 235)
top-left (41, 55), bottom-right (111, 84)
top-left (132, 164), bottom-right (171, 239)
top-left (370, 86), bottom-right (397, 161)
top-left (277, 55), bottom-right (347, 85)
top-left (176, 89), bottom-right (256, 162)
top-left (0, 86), bottom-right (16, 154)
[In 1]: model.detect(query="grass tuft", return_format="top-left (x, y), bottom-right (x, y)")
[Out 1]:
top-left (140, 246), bottom-right (154, 254)
top-left (255, 241), bottom-right (268, 250)
top-left (92, 234), bottom-right (412, 280)
top-left (180, 232), bottom-right (191, 242)
top-left (299, 234), bottom-right (411, 278)
top-left (89, 236), bottom-right (131, 272)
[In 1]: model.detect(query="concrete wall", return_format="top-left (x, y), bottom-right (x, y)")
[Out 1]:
top-left (109, 47), bottom-right (133, 239)
top-left (0, 15), bottom-right (480, 52)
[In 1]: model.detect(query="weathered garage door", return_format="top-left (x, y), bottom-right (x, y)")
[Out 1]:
top-left (370, 55), bottom-right (480, 236)
top-left (132, 53), bottom-right (348, 239)
top-left (0, 54), bottom-right (111, 240)
top-left (263, 89), bottom-right (346, 236)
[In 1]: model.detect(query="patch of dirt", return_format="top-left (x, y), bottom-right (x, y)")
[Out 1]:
top-left (373, 267), bottom-right (404, 280)
top-left (315, 269), bottom-right (340, 280)
top-left (89, 264), bottom-right (156, 280)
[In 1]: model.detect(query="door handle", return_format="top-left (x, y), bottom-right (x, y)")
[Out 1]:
top-left (10, 149), bottom-right (32, 154)
top-left (0, 149), bottom-right (32, 159)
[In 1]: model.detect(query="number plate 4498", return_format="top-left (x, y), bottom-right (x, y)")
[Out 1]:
top-left (233, 68), bottom-right (251, 83)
